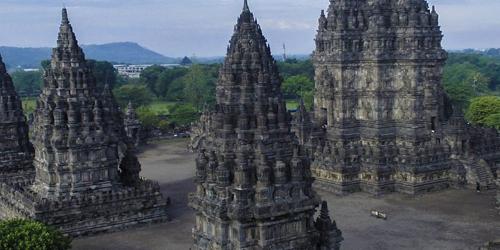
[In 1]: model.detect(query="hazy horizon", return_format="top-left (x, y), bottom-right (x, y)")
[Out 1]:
top-left (0, 0), bottom-right (499, 57)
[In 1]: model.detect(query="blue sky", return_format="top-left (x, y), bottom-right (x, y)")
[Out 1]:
top-left (0, 0), bottom-right (499, 57)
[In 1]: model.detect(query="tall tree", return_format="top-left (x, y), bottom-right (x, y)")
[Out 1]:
top-left (443, 63), bottom-right (490, 109)
top-left (155, 67), bottom-right (188, 98)
top-left (466, 96), bottom-right (500, 128)
top-left (87, 60), bottom-right (118, 89)
top-left (0, 219), bottom-right (71, 250)
top-left (277, 59), bottom-right (314, 80)
top-left (182, 65), bottom-right (216, 109)
top-left (139, 65), bottom-right (165, 96)
top-left (11, 70), bottom-right (43, 97)
top-left (113, 84), bottom-right (154, 108)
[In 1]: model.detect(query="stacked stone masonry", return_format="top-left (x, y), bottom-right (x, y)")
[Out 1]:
top-left (497, 170), bottom-right (500, 213)
top-left (124, 102), bottom-right (143, 147)
top-left (293, 0), bottom-right (500, 195)
top-left (0, 55), bottom-right (34, 182)
top-left (0, 8), bottom-right (168, 236)
top-left (189, 1), bottom-right (343, 249)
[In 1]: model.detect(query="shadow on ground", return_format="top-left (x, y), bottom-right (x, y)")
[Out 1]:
top-left (73, 139), bottom-right (500, 250)
top-left (72, 178), bottom-right (195, 250)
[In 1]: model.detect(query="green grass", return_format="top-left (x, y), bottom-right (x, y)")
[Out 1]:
top-left (286, 100), bottom-right (299, 110)
top-left (21, 98), bottom-right (178, 117)
top-left (22, 99), bottom-right (300, 116)
top-left (21, 97), bottom-right (37, 115)
top-left (147, 101), bottom-right (177, 115)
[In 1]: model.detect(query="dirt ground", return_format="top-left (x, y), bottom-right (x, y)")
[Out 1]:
top-left (73, 139), bottom-right (500, 250)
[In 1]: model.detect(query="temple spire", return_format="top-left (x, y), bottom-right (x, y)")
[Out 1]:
top-left (54, 7), bottom-right (86, 66)
top-left (0, 57), bottom-right (10, 91)
top-left (189, 1), bottom-right (341, 248)
top-left (319, 201), bottom-right (332, 224)
top-left (243, 0), bottom-right (250, 12)
top-left (315, 201), bottom-right (343, 249)
top-left (0, 55), bottom-right (7, 80)
top-left (0, 52), bottom-right (33, 176)
top-left (0, 4), bottom-right (168, 237)
top-left (299, 99), bottom-right (306, 112)
top-left (62, 7), bottom-right (69, 25)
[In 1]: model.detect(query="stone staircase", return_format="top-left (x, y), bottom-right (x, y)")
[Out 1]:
top-left (462, 158), bottom-right (496, 190)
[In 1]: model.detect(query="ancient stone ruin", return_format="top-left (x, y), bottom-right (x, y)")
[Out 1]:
top-left (293, 0), bottom-right (500, 195)
top-left (497, 170), bottom-right (500, 212)
top-left (0, 54), bottom-right (34, 184)
top-left (0, 8), bottom-right (168, 236)
top-left (124, 101), bottom-right (143, 147)
top-left (189, 1), bottom-right (343, 249)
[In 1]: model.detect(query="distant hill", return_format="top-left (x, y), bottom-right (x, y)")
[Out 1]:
top-left (0, 47), bottom-right (50, 69)
top-left (0, 42), bottom-right (177, 69)
top-left (81, 42), bottom-right (177, 65)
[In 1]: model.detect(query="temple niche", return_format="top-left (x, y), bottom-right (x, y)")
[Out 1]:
top-left (0, 8), bottom-right (168, 236)
top-left (189, 1), bottom-right (343, 249)
top-left (292, 0), bottom-right (500, 195)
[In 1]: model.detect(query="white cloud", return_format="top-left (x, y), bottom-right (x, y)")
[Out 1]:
top-left (260, 19), bottom-right (314, 30)
top-left (0, 0), bottom-right (497, 56)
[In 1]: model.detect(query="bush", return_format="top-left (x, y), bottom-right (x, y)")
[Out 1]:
top-left (136, 106), bottom-right (161, 128)
top-left (169, 103), bottom-right (199, 127)
top-left (277, 59), bottom-right (314, 80)
top-left (0, 219), bottom-right (71, 250)
top-left (11, 70), bottom-right (43, 97)
top-left (21, 97), bottom-right (37, 116)
top-left (443, 64), bottom-right (490, 108)
top-left (466, 96), bottom-right (500, 128)
top-left (157, 120), bottom-right (172, 131)
top-left (282, 74), bottom-right (314, 108)
top-left (113, 84), bottom-right (154, 108)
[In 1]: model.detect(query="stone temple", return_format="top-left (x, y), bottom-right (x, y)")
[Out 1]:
top-left (0, 55), bottom-right (34, 184)
top-left (294, 0), bottom-right (500, 195)
top-left (189, 1), bottom-right (343, 249)
top-left (124, 101), bottom-right (143, 147)
top-left (0, 8), bottom-right (168, 236)
top-left (497, 175), bottom-right (500, 212)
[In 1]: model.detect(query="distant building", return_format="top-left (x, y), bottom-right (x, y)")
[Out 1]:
top-left (114, 64), bottom-right (180, 78)
top-left (180, 56), bottom-right (192, 66)
top-left (22, 68), bottom-right (40, 72)
top-left (114, 64), bottom-right (149, 78)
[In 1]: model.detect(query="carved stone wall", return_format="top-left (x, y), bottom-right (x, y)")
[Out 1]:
top-left (189, 1), bottom-right (342, 249)
top-left (0, 8), bottom-right (168, 236)
top-left (124, 102), bottom-right (143, 147)
top-left (310, 0), bottom-right (453, 195)
top-left (0, 55), bottom-right (33, 181)
top-left (496, 172), bottom-right (500, 212)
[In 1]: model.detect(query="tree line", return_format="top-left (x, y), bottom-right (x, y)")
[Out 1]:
top-left (10, 52), bottom-right (500, 130)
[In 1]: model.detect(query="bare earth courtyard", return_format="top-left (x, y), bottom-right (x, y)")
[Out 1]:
top-left (73, 139), bottom-right (500, 250)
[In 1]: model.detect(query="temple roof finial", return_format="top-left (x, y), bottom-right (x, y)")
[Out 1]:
top-left (127, 101), bottom-right (134, 110)
top-left (243, 0), bottom-right (250, 12)
top-left (62, 7), bottom-right (69, 25)
top-left (320, 201), bottom-right (330, 219)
